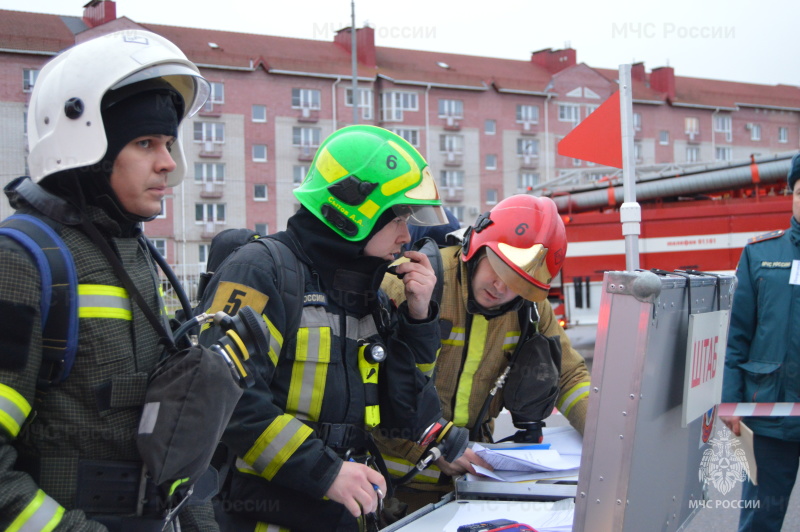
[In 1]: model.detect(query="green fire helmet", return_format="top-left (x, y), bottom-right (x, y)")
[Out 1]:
top-left (293, 125), bottom-right (448, 241)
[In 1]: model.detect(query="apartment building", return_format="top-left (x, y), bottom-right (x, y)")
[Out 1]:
top-left (1, 0), bottom-right (799, 280)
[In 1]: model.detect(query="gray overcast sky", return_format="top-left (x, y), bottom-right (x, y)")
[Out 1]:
top-left (2, 0), bottom-right (799, 86)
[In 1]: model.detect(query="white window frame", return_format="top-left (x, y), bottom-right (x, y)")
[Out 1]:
top-left (202, 82), bottom-right (224, 112)
top-left (252, 104), bottom-right (267, 122)
top-left (155, 199), bottom-right (167, 219)
top-left (193, 122), bottom-right (225, 143)
top-left (389, 128), bottom-right (419, 147)
top-left (194, 163), bottom-right (225, 184)
top-left (23, 68), bottom-right (39, 92)
top-left (715, 146), bottom-right (732, 162)
top-left (439, 170), bottom-right (464, 188)
top-left (293, 165), bottom-right (309, 187)
top-left (585, 105), bottom-right (599, 118)
top-left (484, 119), bottom-right (496, 135)
top-left (151, 238), bottom-right (167, 260)
top-left (659, 130), bottom-right (669, 145)
top-left (195, 203), bottom-right (226, 224)
top-left (292, 88), bottom-right (321, 110)
top-left (439, 134), bottom-right (464, 154)
top-left (198, 244), bottom-right (210, 266)
top-left (293, 127), bottom-right (321, 148)
top-left (779, 127), bottom-right (788, 143)
top-left (516, 104), bottom-right (539, 124)
top-left (685, 117), bottom-right (700, 137)
top-left (252, 144), bottom-right (268, 162)
top-left (714, 114), bottom-right (732, 142)
top-left (750, 124), bottom-right (761, 141)
top-left (254, 184), bottom-right (268, 201)
top-left (633, 112), bottom-right (642, 131)
top-left (518, 172), bottom-right (539, 190)
top-left (686, 146), bottom-right (700, 163)
top-left (255, 223), bottom-right (269, 236)
top-left (381, 91), bottom-right (418, 122)
top-left (438, 99), bottom-right (463, 119)
top-left (558, 103), bottom-right (580, 124)
top-left (345, 87), bottom-right (374, 120)
top-left (486, 188), bottom-right (498, 205)
top-left (516, 138), bottom-right (539, 157)
top-left (485, 154), bottom-right (497, 170)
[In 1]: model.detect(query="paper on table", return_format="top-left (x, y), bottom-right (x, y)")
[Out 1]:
top-left (468, 465), bottom-right (580, 482)
top-left (474, 444), bottom-right (582, 472)
top-left (739, 422), bottom-right (758, 486)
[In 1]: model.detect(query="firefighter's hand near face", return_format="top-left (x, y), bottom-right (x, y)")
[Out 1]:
top-left (325, 461), bottom-right (386, 518)
top-left (434, 447), bottom-right (493, 477)
top-left (394, 250), bottom-right (436, 320)
top-left (720, 415), bottom-right (742, 437)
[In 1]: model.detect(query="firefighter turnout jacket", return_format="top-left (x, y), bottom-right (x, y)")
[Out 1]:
top-left (377, 245), bottom-right (591, 485)
top-left (0, 197), bottom-right (216, 530)
top-left (197, 226), bottom-right (443, 530)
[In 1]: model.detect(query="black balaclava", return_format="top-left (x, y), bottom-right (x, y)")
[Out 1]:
top-left (41, 85), bottom-right (182, 234)
top-left (275, 206), bottom-right (400, 314)
top-left (464, 249), bottom-right (524, 318)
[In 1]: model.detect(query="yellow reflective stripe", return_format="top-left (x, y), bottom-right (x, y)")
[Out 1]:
top-left (557, 381), bottom-right (591, 417)
top-left (158, 285), bottom-right (168, 316)
top-left (224, 344), bottom-right (249, 380)
top-left (0, 384), bottom-right (31, 438)
top-left (383, 456), bottom-right (441, 483)
top-left (442, 326), bottom-right (465, 347)
top-left (263, 313), bottom-right (282, 368)
top-left (227, 330), bottom-right (250, 361)
top-left (286, 327), bottom-right (330, 421)
top-left (502, 330), bottom-right (521, 351)
top-left (254, 523), bottom-right (290, 532)
top-left (380, 140), bottom-right (421, 196)
top-left (453, 315), bottom-right (488, 426)
top-left (7, 489), bottom-right (64, 532)
top-left (417, 362), bottom-right (435, 377)
top-left (243, 414), bottom-right (313, 480)
top-left (78, 284), bottom-right (132, 320)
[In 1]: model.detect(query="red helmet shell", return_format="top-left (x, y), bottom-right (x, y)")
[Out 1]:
top-left (463, 195), bottom-right (567, 301)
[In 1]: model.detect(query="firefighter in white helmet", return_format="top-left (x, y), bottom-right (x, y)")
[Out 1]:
top-left (0, 30), bottom-right (220, 530)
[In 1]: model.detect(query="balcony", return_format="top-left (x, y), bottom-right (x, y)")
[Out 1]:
top-left (685, 131), bottom-right (702, 144)
top-left (443, 115), bottom-right (461, 131)
top-left (201, 222), bottom-right (219, 240)
top-left (198, 102), bottom-right (222, 118)
top-left (443, 151), bottom-right (463, 167)
top-left (297, 145), bottom-right (316, 162)
top-left (520, 155), bottom-right (539, 169)
top-left (519, 121), bottom-right (539, 136)
top-left (199, 182), bottom-right (223, 199)
top-left (441, 186), bottom-right (464, 203)
top-left (298, 107), bottom-right (320, 123)
top-left (199, 141), bottom-right (222, 158)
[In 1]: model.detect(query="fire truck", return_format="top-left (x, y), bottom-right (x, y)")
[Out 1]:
top-left (544, 154), bottom-right (795, 327)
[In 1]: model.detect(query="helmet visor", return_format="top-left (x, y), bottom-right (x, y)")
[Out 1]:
top-left (393, 203), bottom-right (449, 227)
top-left (486, 243), bottom-right (551, 301)
top-left (111, 64), bottom-right (211, 118)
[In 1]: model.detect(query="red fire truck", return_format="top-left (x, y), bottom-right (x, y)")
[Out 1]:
top-left (546, 155), bottom-right (794, 327)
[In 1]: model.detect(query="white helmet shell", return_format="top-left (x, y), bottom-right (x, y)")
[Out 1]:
top-left (27, 30), bottom-right (210, 187)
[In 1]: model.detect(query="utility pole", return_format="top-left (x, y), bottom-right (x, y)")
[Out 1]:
top-left (350, 0), bottom-right (358, 124)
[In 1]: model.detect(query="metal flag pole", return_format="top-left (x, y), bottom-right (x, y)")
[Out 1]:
top-left (618, 64), bottom-right (641, 271)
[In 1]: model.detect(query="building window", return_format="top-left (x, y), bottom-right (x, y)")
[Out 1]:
top-left (518, 172), bottom-right (539, 190)
top-left (151, 238), bottom-right (167, 260)
top-left (252, 144), bottom-right (268, 162)
top-left (439, 170), bottom-right (464, 188)
top-left (634, 142), bottom-right (642, 162)
top-left (715, 146), bottom-right (732, 162)
top-left (517, 138), bottom-right (539, 157)
top-left (193, 122), bottom-right (225, 143)
top-left (516, 105), bottom-right (539, 124)
top-left (572, 158), bottom-right (582, 167)
top-left (485, 119), bottom-right (496, 135)
top-left (202, 82), bottom-right (224, 112)
top-left (633, 112), bottom-right (642, 131)
top-left (293, 127), bottom-right (321, 147)
top-left (659, 130), bottom-right (669, 145)
top-left (486, 188), bottom-right (498, 205)
top-left (292, 88), bottom-right (320, 109)
top-left (255, 223), bottom-right (269, 236)
top-left (345, 87), bottom-right (373, 120)
top-left (686, 146), bottom-right (700, 163)
top-left (558, 103), bottom-right (580, 124)
top-left (438, 99), bottom-right (463, 118)
top-left (779, 127), bottom-right (788, 143)
top-left (254, 184), bottom-right (268, 201)
top-left (194, 163), bottom-right (225, 184)
top-left (439, 134), bottom-right (464, 154)
top-left (198, 244), bottom-right (209, 266)
top-left (749, 123), bottom-right (761, 141)
top-left (585, 105), bottom-right (599, 117)
top-left (485, 154), bottom-right (497, 170)
top-left (293, 165), bottom-right (309, 187)
top-left (195, 203), bottom-right (226, 223)
top-left (685, 117), bottom-right (699, 138)
top-left (155, 199), bottom-right (167, 219)
top-left (252, 104), bottom-right (267, 122)
top-left (714, 114), bottom-right (732, 142)
top-left (381, 91), bottom-right (418, 121)
top-left (451, 206), bottom-right (465, 223)
top-left (389, 128), bottom-right (419, 147)
top-left (23, 69), bottom-right (39, 92)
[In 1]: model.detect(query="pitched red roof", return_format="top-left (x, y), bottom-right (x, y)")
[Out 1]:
top-left (0, 9), bottom-right (78, 54)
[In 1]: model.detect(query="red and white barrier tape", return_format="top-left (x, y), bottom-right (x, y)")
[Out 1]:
top-left (717, 402), bottom-right (800, 417)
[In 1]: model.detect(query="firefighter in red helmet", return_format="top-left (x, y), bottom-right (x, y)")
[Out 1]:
top-left (376, 194), bottom-right (591, 515)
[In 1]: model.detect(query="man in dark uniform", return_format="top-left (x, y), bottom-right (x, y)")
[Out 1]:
top-left (721, 152), bottom-right (800, 532)
top-left (0, 30), bottom-right (218, 531)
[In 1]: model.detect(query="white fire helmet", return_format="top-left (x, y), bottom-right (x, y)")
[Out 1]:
top-left (27, 30), bottom-right (210, 187)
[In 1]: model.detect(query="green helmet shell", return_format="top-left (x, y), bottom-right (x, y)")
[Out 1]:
top-left (294, 125), bottom-right (447, 241)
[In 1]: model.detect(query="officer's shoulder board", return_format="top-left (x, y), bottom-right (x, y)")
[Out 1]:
top-left (747, 229), bottom-right (784, 245)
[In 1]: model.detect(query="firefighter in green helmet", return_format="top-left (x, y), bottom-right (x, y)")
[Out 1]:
top-left (198, 125), bottom-right (467, 531)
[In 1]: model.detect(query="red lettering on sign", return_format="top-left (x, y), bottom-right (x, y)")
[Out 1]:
top-left (691, 336), bottom-right (719, 389)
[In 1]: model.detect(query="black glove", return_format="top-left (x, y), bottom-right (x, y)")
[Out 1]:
top-left (502, 333), bottom-right (562, 443)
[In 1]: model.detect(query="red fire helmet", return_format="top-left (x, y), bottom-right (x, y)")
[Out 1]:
top-left (462, 194), bottom-right (567, 302)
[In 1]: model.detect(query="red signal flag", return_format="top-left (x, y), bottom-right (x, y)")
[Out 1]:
top-left (557, 91), bottom-right (622, 169)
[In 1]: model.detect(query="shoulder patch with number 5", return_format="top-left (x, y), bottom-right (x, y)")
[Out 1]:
top-left (207, 281), bottom-right (269, 316)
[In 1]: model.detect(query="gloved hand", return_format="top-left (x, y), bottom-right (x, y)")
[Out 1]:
top-left (502, 333), bottom-right (562, 443)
